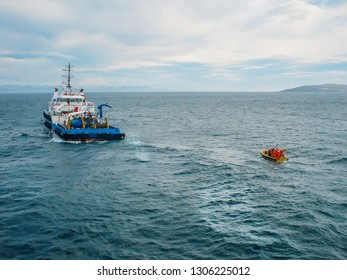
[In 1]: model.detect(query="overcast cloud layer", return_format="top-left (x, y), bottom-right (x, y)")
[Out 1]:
top-left (1, 0), bottom-right (347, 91)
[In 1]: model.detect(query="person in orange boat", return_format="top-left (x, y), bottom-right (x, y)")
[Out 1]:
top-left (268, 148), bottom-right (274, 156)
top-left (278, 149), bottom-right (284, 159)
top-left (275, 149), bottom-right (284, 159)
top-left (273, 149), bottom-right (278, 159)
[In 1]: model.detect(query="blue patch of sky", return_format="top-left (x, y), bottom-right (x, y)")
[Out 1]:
top-left (0, 11), bottom-right (53, 39)
top-left (0, 51), bottom-right (70, 64)
top-left (1, 52), bottom-right (39, 60)
top-left (308, 0), bottom-right (347, 6)
top-left (303, 61), bottom-right (347, 71)
top-left (230, 58), bottom-right (347, 74)
top-left (0, 27), bottom-right (53, 58)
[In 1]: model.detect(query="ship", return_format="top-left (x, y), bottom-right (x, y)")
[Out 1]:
top-left (43, 63), bottom-right (125, 142)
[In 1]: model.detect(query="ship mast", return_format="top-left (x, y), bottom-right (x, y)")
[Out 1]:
top-left (62, 63), bottom-right (73, 92)
top-left (67, 63), bottom-right (71, 89)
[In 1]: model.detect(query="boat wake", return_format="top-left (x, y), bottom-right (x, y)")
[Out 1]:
top-left (49, 134), bottom-right (65, 143)
top-left (127, 136), bottom-right (151, 162)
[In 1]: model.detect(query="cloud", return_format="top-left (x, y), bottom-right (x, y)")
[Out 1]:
top-left (0, 0), bottom-right (347, 90)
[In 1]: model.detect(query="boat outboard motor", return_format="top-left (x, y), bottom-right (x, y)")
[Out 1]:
top-left (97, 104), bottom-right (112, 118)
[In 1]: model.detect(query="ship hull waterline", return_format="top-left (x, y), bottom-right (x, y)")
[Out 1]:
top-left (44, 115), bottom-right (125, 142)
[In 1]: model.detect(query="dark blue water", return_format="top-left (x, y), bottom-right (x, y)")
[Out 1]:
top-left (0, 91), bottom-right (346, 259)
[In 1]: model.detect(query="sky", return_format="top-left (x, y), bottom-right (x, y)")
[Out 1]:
top-left (0, 0), bottom-right (347, 91)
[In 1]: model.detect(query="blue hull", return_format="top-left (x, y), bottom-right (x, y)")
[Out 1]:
top-left (44, 113), bottom-right (125, 142)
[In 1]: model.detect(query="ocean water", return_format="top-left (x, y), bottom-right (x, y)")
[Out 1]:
top-left (0, 91), bottom-right (346, 260)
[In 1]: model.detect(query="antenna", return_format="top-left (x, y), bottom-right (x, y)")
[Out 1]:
top-left (62, 63), bottom-right (73, 90)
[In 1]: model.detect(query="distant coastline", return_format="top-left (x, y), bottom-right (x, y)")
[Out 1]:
top-left (280, 83), bottom-right (347, 93)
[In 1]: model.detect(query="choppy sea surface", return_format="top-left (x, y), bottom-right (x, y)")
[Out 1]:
top-left (0, 91), bottom-right (346, 260)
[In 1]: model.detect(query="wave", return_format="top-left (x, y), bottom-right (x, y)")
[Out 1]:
top-left (18, 131), bottom-right (48, 140)
top-left (126, 154), bottom-right (151, 163)
top-left (327, 157), bottom-right (347, 165)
